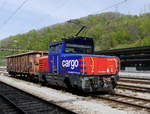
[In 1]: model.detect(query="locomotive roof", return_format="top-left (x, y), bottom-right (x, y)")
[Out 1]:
top-left (50, 36), bottom-right (93, 46)
top-left (6, 51), bottom-right (48, 58)
top-left (63, 36), bottom-right (93, 41)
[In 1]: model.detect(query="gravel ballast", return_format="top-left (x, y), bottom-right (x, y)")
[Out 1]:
top-left (0, 75), bottom-right (148, 114)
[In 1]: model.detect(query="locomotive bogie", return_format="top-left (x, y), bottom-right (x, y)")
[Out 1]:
top-left (38, 72), bottom-right (118, 92)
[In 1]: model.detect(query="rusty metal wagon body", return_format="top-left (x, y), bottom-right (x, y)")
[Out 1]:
top-left (6, 51), bottom-right (48, 76)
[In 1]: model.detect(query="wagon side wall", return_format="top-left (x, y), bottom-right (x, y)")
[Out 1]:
top-left (7, 52), bottom-right (48, 76)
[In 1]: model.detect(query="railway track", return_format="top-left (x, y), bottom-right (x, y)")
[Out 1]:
top-left (117, 76), bottom-right (150, 93)
top-left (96, 93), bottom-right (150, 110)
top-left (0, 67), bottom-right (7, 76)
top-left (1, 68), bottom-right (150, 93)
top-left (120, 76), bottom-right (150, 81)
top-left (0, 95), bottom-right (24, 114)
top-left (0, 66), bottom-right (6, 71)
top-left (117, 84), bottom-right (150, 93)
top-left (0, 81), bottom-right (75, 114)
top-left (1, 69), bottom-right (150, 113)
top-left (119, 76), bottom-right (150, 85)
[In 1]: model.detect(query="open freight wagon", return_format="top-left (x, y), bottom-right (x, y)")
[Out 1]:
top-left (6, 51), bottom-right (48, 77)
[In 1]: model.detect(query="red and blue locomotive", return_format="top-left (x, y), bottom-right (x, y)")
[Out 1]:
top-left (39, 36), bottom-right (120, 92)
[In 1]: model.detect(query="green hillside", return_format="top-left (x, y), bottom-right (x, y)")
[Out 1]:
top-left (1, 12), bottom-right (150, 52)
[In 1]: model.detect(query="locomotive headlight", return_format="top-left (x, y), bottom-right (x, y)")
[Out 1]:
top-left (107, 68), bottom-right (109, 72)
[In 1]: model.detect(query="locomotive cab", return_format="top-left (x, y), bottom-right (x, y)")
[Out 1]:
top-left (63, 37), bottom-right (94, 54)
top-left (49, 36), bottom-right (94, 54)
top-left (48, 36), bottom-right (94, 74)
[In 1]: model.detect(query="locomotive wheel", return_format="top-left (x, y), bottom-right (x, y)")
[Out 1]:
top-left (64, 78), bottom-right (72, 90)
top-left (41, 75), bottom-right (48, 86)
top-left (111, 79), bottom-right (117, 89)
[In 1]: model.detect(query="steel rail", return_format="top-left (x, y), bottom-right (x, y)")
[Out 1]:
top-left (95, 93), bottom-right (150, 110)
top-left (119, 79), bottom-right (150, 85)
top-left (120, 76), bottom-right (150, 81)
top-left (0, 82), bottom-right (75, 114)
top-left (117, 84), bottom-right (150, 93)
top-left (0, 94), bottom-right (26, 114)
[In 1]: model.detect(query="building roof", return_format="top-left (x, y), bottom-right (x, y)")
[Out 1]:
top-left (95, 46), bottom-right (150, 55)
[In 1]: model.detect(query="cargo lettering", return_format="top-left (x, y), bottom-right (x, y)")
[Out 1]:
top-left (62, 59), bottom-right (79, 69)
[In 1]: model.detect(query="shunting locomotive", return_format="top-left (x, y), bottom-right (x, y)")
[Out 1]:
top-left (38, 36), bottom-right (120, 92)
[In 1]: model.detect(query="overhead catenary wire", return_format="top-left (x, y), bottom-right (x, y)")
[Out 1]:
top-left (32, 0), bottom-right (70, 29)
top-left (0, 0), bottom-right (128, 39)
top-left (94, 0), bottom-right (127, 14)
top-left (0, 0), bottom-right (28, 30)
top-left (67, 0), bottom-right (128, 37)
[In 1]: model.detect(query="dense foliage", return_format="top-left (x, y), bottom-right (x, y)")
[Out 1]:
top-left (1, 12), bottom-right (150, 54)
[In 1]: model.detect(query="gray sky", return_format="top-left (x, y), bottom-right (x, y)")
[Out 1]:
top-left (0, 0), bottom-right (150, 40)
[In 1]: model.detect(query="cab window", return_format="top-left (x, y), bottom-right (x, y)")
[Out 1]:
top-left (50, 44), bottom-right (62, 53)
top-left (65, 44), bottom-right (93, 54)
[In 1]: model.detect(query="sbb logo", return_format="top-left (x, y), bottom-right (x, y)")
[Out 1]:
top-left (62, 59), bottom-right (79, 69)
